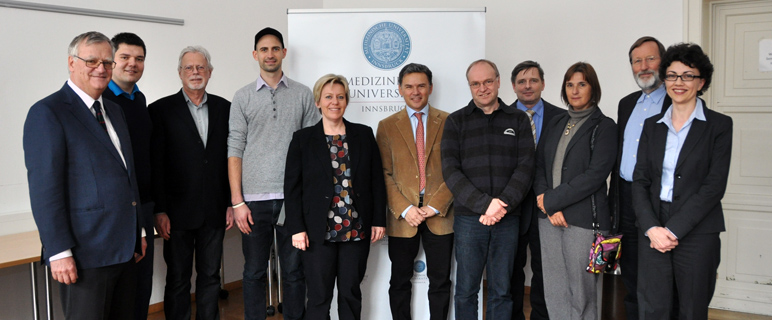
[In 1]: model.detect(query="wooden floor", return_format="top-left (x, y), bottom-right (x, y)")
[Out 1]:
top-left (148, 285), bottom-right (772, 320)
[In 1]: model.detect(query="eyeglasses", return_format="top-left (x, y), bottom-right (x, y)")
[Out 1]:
top-left (664, 73), bottom-right (702, 82)
top-left (182, 65), bottom-right (209, 73)
top-left (73, 55), bottom-right (116, 69)
top-left (469, 78), bottom-right (497, 89)
top-left (632, 56), bottom-right (659, 66)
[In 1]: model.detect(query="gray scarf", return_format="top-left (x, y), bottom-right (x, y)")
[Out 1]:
top-left (552, 105), bottom-right (596, 188)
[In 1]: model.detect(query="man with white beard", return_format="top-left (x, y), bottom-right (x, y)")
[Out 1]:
top-left (609, 36), bottom-right (671, 320)
top-left (148, 46), bottom-right (233, 319)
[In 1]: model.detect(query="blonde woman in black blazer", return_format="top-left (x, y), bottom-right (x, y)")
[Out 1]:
top-left (284, 74), bottom-right (386, 320)
top-left (632, 43), bottom-right (732, 320)
top-left (534, 62), bottom-right (617, 319)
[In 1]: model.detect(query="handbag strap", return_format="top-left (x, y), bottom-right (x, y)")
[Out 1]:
top-left (589, 124), bottom-right (600, 235)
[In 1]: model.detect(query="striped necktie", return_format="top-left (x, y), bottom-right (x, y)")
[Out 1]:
top-left (525, 109), bottom-right (536, 146)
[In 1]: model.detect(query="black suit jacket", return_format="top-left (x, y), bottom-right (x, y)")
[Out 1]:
top-left (284, 119), bottom-right (387, 243)
top-left (148, 90), bottom-right (231, 230)
top-left (515, 99), bottom-right (566, 235)
top-left (23, 83), bottom-right (143, 268)
top-left (631, 101), bottom-right (732, 238)
top-left (609, 89), bottom-right (671, 228)
top-left (534, 107), bottom-right (618, 231)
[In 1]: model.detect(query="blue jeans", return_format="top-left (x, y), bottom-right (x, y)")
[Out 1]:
top-left (242, 200), bottom-right (305, 320)
top-left (454, 213), bottom-right (518, 320)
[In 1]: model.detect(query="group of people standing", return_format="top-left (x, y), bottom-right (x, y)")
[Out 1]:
top-left (22, 26), bottom-right (731, 320)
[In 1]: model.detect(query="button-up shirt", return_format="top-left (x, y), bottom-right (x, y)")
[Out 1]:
top-left (516, 99), bottom-right (545, 144)
top-left (182, 90), bottom-right (209, 148)
top-left (620, 85), bottom-right (666, 181)
top-left (400, 105), bottom-right (439, 218)
top-left (256, 73), bottom-right (288, 92)
top-left (658, 99), bottom-right (706, 202)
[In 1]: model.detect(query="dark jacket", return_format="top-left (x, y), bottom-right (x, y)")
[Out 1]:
top-left (514, 99), bottom-right (566, 235)
top-left (534, 107), bottom-right (617, 230)
top-left (441, 98), bottom-right (535, 217)
top-left (284, 119), bottom-right (387, 243)
top-left (631, 101), bottom-right (731, 238)
top-left (148, 90), bottom-right (232, 230)
top-left (609, 90), bottom-right (671, 228)
top-left (23, 83), bottom-right (144, 268)
top-left (103, 88), bottom-right (155, 231)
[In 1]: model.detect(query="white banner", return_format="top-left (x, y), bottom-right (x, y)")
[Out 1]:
top-left (287, 8), bottom-right (486, 320)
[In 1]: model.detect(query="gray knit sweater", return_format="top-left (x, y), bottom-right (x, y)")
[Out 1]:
top-left (227, 77), bottom-right (319, 195)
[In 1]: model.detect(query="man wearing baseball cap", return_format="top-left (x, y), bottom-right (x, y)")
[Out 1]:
top-left (228, 27), bottom-right (319, 320)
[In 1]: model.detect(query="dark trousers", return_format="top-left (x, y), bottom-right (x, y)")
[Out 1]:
top-left (242, 200), bottom-right (305, 320)
top-left (637, 203), bottom-right (720, 320)
top-left (59, 260), bottom-right (136, 320)
top-left (512, 209), bottom-right (548, 320)
top-left (163, 224), bottom-right (225, 320)
top-left (388, 222), bottom-right (454, 320)
top-left (303, 239), bottom-right (371, 320)
top-left (618, 180), bottom-right (639, 320)
top-left (134, 204), bottom-right (155, 320)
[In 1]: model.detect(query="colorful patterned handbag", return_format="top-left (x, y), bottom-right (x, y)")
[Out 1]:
top-left (587, 232), bottom-right (622, 274)
top-left (584, 124), bottom-right (623, 274)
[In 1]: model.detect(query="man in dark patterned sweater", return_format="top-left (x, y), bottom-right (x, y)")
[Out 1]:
top-left (441, 59), bottom-right (535, 320)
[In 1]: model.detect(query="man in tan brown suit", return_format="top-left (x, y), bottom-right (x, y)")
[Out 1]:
top-left (377, 63), bottom-right (454, 320)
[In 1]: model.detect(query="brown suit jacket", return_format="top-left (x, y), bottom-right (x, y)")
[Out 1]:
top-left (376, 106), bottom-right (454, 237)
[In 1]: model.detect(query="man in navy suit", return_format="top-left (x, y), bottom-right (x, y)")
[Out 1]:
top-left (23, 31), bottom-right (146, 320)
top-left (509, 60), bottom-right (564, 320)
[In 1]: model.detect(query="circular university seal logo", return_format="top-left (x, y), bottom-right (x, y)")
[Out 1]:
top-left (362, 21), bottom-right (411, 70)
top-left (413, 260), bottom-right (426, 273)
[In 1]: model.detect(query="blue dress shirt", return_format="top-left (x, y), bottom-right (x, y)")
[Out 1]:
top-left (516, 99), bottom-right (544, 144)
top-left (658, 99), bottom-right (706, 202)
top-left (620, 85), bottom-right (666, 181)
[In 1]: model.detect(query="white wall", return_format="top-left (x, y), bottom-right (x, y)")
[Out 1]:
top-left (0, 0), bottom-right (684, 318)
top-left (322, 0), bottom-right (683, 116)
top-left (0, 0), bottom-right (321, 318)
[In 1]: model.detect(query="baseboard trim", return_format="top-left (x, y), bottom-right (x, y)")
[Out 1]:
top-left (147, 280), bottom-right (244, 315)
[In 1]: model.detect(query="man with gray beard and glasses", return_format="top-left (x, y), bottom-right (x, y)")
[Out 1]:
top-left (148, 46), bottom-right (233, 320)
top-left (609, 36), bottom-right (671, 320)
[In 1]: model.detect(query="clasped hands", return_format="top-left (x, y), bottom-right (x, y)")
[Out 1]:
top-left (646, 226), bottom-right (679, 253)
top-left (404, 206), bottom-right (438, 227)
top-left (480, 198), bottom-right (507, 226)
top-left (536, 194), bottom-right (568, 227)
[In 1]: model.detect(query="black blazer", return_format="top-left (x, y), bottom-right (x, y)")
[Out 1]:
top-left (148, 90), bottom-right (231, 230)
top-left (609, 90), bottom-right (671, 225)
top-left (23, 83), bottom-right (143, 268)
top-left (515, 99), bottom-right (566, 235)
top-left (534, 107), bottom-right (618, 231)
top-left (631, 101), bottom-right (732, 238)
top-left (284, 119), bottom-right (387, 243)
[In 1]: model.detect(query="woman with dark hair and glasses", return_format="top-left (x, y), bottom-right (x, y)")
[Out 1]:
top-left (534, 62), bottom-right (617, 319)
top-left (632, 43), bottom-right (732, 319)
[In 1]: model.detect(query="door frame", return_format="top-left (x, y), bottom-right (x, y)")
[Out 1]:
top-left (684, 0), bottom-right (772, 315)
